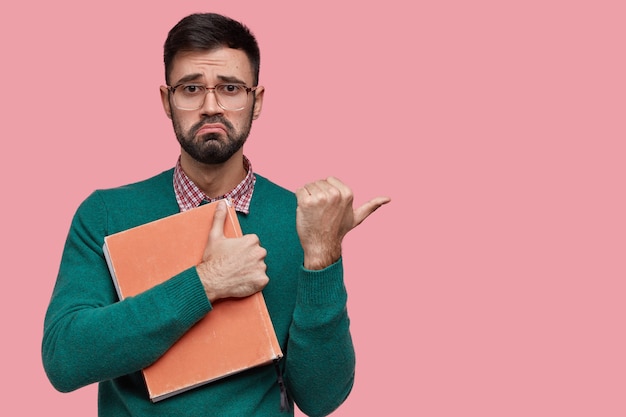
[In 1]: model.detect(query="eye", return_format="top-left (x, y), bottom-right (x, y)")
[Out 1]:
top-left (217, 84), bottom-right (244, 96)
top-left (179, 84), bottom-right (205, 95)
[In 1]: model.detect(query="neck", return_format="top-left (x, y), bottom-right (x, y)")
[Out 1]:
top-left (179, 150), bottom-right (246, 198)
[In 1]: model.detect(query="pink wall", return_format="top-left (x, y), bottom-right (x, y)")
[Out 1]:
top-left (2, 1), bottom-right (625, 415)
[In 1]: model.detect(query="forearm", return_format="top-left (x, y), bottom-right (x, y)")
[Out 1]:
top-left (285, 259), bottom-right (355, 417)
top-left (42, 266), bottom-right (211, 392)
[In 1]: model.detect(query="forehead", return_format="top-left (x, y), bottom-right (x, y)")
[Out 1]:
top-left (169, 47), bottom-right (254, 84)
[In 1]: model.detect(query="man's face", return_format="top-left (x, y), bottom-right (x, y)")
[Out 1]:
top-left (160, 47), bottom-right (264, 165)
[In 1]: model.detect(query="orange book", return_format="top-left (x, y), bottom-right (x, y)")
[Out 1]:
top-left (102, 200), bottom-right (283, 402)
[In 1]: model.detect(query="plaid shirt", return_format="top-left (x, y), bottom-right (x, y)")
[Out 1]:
top-left (173, 156), bottom-right (255, 214)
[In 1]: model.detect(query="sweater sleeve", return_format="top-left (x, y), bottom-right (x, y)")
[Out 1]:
top-left (284, 258), bottom-right (355, 417)
top-left (42, 192), bottom-right (212, 393)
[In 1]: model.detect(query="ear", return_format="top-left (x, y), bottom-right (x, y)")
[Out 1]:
top-left (160, 86), bottom-right (173, 119)
top-left (252, 86), bottom-right (265, 120)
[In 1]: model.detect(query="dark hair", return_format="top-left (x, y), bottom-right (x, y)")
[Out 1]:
top-left (163, 13), bottom-right (261, 85)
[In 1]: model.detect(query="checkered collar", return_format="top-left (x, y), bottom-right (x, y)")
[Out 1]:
top-left (173, 156), bottom-right (255, 213)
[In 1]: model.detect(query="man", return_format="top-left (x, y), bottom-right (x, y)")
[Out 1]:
top-left (42, 12), bottom-right (389, 417)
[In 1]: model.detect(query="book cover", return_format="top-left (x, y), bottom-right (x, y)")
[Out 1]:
top-left (102, 200), bottom-right (283, 402)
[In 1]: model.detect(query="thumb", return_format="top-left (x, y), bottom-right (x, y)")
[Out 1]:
top-left (209, 200), bottom-right (228, 240)
top-left (353, 196), bottom-right (391, 228)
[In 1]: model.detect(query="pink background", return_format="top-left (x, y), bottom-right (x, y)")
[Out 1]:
top-left (2, 0), bottom-right (625, 415)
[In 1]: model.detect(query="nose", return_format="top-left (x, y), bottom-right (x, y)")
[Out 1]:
top-left (200, 88), bottom-right (223, 116)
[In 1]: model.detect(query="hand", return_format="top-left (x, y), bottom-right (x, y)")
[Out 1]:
top-left (196, 201), bottom-right (269, 302)
top-left (295, 177), bottom-right (391, 270)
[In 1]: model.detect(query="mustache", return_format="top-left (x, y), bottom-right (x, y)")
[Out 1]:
top-left (190, 116), bottom-right (234, 136)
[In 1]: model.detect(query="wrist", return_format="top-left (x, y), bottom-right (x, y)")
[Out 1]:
top-left (195, 264), bottom-right (218, 302)
top-left (303, 246), bottom-right (341, 270)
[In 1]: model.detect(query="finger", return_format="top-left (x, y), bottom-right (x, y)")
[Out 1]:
top-left (353, 196), bottom-right (391, 227)
top-left (209, 200), bottom-right (228, 239)
top-left (296, 181), bottom-right (326, 203)
top-left (295, 184), bottom-right (312, 199)
top-left (303, 178), bottom-right (347, 203)
top-left (325, 176), bottom-right (351, 196)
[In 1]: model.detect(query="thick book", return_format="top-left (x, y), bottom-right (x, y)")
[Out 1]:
top-left (102, 200), bottom-right (283, 402)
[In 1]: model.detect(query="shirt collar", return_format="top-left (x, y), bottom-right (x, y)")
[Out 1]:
top-left (173, 156), bottom-right (255, 214)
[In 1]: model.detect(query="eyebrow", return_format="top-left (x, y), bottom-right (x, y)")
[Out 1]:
top-left (173, 73), bottom-right (204, 85)
top-left (173, 73), bottom-right (248, 86)
top-left (216, 75), bottom-right (248, 85)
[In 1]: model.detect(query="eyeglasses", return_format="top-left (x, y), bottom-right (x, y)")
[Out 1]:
top-left (167, 83), bottom-right (258, 111)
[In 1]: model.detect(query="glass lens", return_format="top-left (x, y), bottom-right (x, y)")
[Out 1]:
top-left (215, 84), bottom-right (247, 110)
top-left (173, 84), bottom-right (205, 110)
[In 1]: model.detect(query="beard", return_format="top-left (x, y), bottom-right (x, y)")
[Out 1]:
top-left (172, 110), bottom-right (253, 165)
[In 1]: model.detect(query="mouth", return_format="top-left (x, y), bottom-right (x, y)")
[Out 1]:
top-left (196, 123), bottom-right (226, 136)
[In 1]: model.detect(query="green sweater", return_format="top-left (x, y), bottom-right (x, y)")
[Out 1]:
top-left (42, 170), bottom-right (355, 417)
